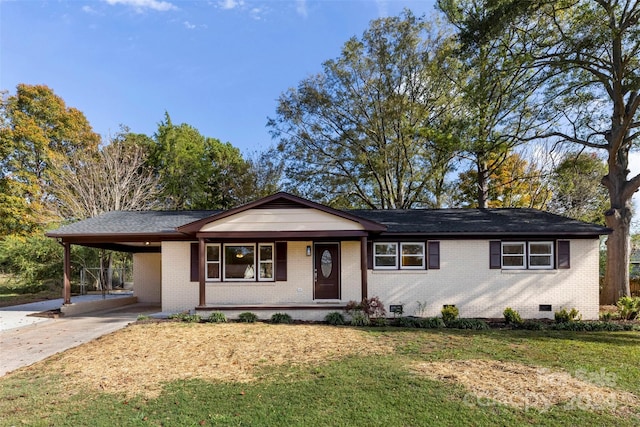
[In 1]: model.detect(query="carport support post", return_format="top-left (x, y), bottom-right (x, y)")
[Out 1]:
top-left (199, 238), bottom-right (205, 306)
top-left (360, 236), bottom-right (368, 299)
top-left (63, 242), bottom-right (71, 305)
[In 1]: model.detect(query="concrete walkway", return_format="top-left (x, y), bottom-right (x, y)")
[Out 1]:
top-left (0, 300), bottom-right (160, 376)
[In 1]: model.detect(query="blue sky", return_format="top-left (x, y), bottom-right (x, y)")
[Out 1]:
top-left (1, 0), bottom-right (437, 154)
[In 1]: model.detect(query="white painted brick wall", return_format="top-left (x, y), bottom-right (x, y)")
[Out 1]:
top-left (161, 241), bottom-right (199, 312)
top-left (132, 253), bottom-right (161, 303)
top-left (368, 239), bottom-right (600, 320)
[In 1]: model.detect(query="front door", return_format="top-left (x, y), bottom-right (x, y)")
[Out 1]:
top-left (314, 243), bottom-right (340, 299)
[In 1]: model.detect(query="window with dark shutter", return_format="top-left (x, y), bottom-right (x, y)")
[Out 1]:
top-left (428, 241), bottom-right (440, 269)
top-left (557, 240), bottom-right (570, 269)
top-left (275, 241), bottom-right (287, 281)
top-left (490, 241), bottom-right (501, 269)
top-left (190, 242), bottom-right (199, 282)
top-left (367, 240), bottom-right (373, 270)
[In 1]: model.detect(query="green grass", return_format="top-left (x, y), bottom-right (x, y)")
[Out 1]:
top-left (1, 328), bottom-right (638, 426)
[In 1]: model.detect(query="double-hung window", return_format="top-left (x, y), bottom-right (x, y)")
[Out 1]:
top-left (374, 242), bottom-right (398, 269)
top-left (400, 242), bottom-right (425, 269)
top-left (528, 242), bottom-right (553, 269)
top-left (258, 243), bottom-right (274, 281)
top-left (206, 244), bottom-right (221, 280)
top-left (501, 242), bottom-right (525, 269)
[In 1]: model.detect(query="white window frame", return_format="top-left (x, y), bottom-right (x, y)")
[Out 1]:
top-left (528, 241), bottom-right (554, 270)
top-left (501, 242), bottom-right (526, 269)
top-left (400, 242), bottom-right (425, 270)
top-left (223, 243), bottom-right (256, 282)
top-left (205, 243), bottom-right (221, 281)
top-left (373, 242), bottom-right (398, 269)
top-left (258, 243), bottom-right (275, 282)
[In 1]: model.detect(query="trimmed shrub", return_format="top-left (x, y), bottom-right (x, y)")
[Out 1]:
top-left (324, 311), bottom-right (345, 326)
top-left (420, 317), bottom-right (446, 329)
top-left (554, 307), bottom-right (581, 323)
top-left (207, 311), bottom-right (227, 323)
top-left (370, 317), bottom-right (389, 327)
top-left (168, 312), bottom-right (201, 323)
top-left (238, 312), bottom-right (258, 323)
top-left (270, 312), bottom-right (293, 324)
top-left (441, 305), bottom-right (459, 323)
top-left (395, 316), bottom-right (422, 328)
top-left (503, 307), bottom-right (523, 326)
top-left (445, 318), bottom-right (489, 330)
top-left (350, 311), bottom-right (370, 326)
top-left (520, 320), bottom-right (545, 330)
top-left (616, 296), bottom-right (640, 320)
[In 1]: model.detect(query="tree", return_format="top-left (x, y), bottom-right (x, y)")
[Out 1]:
top-left (547, 152), bottom-right (609, 224)
top-left (49, 127), bottom-right (162, 220)
top-left (150, 113), bottom-right (256, 210)
top-left (474, 1), bottom-right (640, 303)
top-left (438, 0), bottom-right (547, 208)
top-left (268, 11), bottom-right (459, 209)
top-left (0, 84), bottom-right (100, 234)
top-left (454, 151), bottom-right (549, 208)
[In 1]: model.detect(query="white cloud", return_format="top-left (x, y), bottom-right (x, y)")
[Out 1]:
top-left (103, 0), bottom-right (177, 12)
top-left (296, 0), bottom-right (307, 18)
top-left (183, 20), bottom-right (196, 29)
top-left (218, 0), bottom-right (244, 10)
top-left (82, 5), bottom-right (98, 14)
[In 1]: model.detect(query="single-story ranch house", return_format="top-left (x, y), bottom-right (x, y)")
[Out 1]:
top-left (47, 192), bottom-right (609, 320)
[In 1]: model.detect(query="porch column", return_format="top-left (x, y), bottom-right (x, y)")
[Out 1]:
top-left (199, 237), bottom-right (206, 306)
top-left (360, 236), bottom-right (368, 299)
top-left (63, 242), bottom-right (71, 305)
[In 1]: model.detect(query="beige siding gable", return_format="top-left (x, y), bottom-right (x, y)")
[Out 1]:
top-left (199, 208), bottom-right (365, 232)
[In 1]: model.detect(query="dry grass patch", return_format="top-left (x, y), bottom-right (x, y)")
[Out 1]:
top-left (412, 359), bottom-right (639, 415)
top-left (22, 322), bottom-right (393, 398)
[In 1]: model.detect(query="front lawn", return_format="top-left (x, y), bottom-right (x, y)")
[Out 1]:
top-left (0, 323), bottom-right (638, 426)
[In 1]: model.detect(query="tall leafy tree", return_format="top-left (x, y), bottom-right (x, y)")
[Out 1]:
top-left (0, 84), bottom-right (100, 234)
top-left (150, 113), bottom-right (255, 210)
top-left (438, 0), bottom-right (546, 208)
top-left (469, 0), bottom-right (640, 303)
top-left (454, 151), bottom-right (549, 208)
top-left (268, 11), bottom-right (459, 209)
top-left (547, 152), bottom-right (609, 225)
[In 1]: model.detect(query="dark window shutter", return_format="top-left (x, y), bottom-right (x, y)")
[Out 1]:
top-left (276, 242), bottom-right (287, 281)
top-left (490, 241), bottom-right (501, 269)
top-left (557, 240), bottom-right (570, 269)
top-left (367, 240), bottom-right (373, 270)
top-left (428, 241), bottom-right (440, 269)
top-left (190, 243), bottom-right (199, 282)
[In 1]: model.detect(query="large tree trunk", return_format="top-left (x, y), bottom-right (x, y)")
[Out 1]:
top-left (477, 159), bottom-right (489, 209)
top-left (603, 207), bottom-right (631, 304)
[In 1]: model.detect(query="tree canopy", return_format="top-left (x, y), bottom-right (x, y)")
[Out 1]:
top-left (269, 11), bottom-right (459, 209)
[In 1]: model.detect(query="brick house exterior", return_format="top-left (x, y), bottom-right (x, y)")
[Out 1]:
top-left (47, 193), bottom-right (609, 320)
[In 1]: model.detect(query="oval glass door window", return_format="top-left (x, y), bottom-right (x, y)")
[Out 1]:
top-left (321, 250), bottom-right (333, 278)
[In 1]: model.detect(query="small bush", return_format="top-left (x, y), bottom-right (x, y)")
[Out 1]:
top-left (441, 305), bottom-right (459, 323)
top-left (550, 321), bottom-right (626, 332)
top-left (350, 311), bottom-right (370, 326)
top-left (168, 312), bottom-right (201, 323)
top-left (554, 307), bottom-right (581, 323)
top-left (503, 307), bottom-right (523, 326)
top-left (445, 318), bottom-right (489, 330)
top-left (238, 312), bottom-right (258, 323)
top-left (136, 314), bottom-right (150, 321)
top-left (207, 311), bottom-right (227, 323)
top-left (420, 317), bottom-right (446, 329)
top-left (599, 311), bottom-right (613, 321)
top-left (520, 320), bottom-right (545, 330)
top-left (270, 312), bottom-right (293, 324)
top-left (616, 296), bottom-right (640, 320)
top-left (324, 311), bottom-right (345, 326)
top-left (395, 316), bottom-right (421, 328)
top-left (370, 317), bottom-right (389, 327)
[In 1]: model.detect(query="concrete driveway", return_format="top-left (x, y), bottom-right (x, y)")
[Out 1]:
top-left (0, 300), bottom-right (160, 376)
